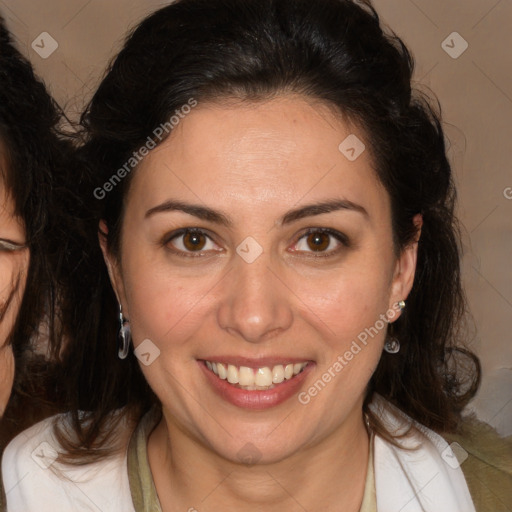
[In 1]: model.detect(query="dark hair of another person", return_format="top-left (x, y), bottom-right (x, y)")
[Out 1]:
top-left (56, 0), bottom-right (481, 461)
top-left (0, 17), bottom-right (72, 448)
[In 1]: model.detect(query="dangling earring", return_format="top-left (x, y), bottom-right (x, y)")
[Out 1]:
top-left (384, 300), bottom-right (404, 354)
top-left (384, 336), bottom-right (400, 354)
top-left (118, 304), bottom-right (131, 360)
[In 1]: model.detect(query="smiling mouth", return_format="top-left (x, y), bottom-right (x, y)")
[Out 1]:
top-left (203, 361), bottom-right (309, 391)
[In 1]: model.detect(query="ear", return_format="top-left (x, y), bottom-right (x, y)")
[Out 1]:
top-left (388, 214), bottom-right (422, 317)
top-left (99, 220), bottom-right (128, 316)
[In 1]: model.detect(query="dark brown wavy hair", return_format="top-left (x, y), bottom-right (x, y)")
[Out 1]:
top-left (55, 0), bottom-right (480, 460)
top-left (0, 16), bottom-right (73, 449)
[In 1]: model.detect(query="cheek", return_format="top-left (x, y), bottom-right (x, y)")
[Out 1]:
top-left (122, 253), bottom-right (220, 351)
top-left (291, 269), bottom-right (390, 423)
top-left (291, 261), bottom-right (393, 344)
top-left (0, 344), bottom-right (14, 416)
top-left (0, 259), bottom-right (24, 417)
top-left (0, 255), bottom-right (29, 344)
top-left (120, 256), bottom-right (223, 414)
top-left (0, 258), bottom-right (16, 300)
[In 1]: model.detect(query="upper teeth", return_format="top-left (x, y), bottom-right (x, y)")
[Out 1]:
top-left (205, 361), bottom-right (307, 388)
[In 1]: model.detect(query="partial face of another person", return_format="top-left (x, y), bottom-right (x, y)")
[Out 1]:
top-left (0, 145), bottom-right (29, 416)
top-left (104, 95), bottom-right (419, 463)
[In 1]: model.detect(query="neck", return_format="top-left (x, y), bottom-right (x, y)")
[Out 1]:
top-left (148, 406), bottom-right (371, 511)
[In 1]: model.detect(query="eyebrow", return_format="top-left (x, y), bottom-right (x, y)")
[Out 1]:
top-left (145, 198), bottom-right (368, 226)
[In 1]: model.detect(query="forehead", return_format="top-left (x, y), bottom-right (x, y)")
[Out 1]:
top-left (128, 95), bottom-right (389, 221)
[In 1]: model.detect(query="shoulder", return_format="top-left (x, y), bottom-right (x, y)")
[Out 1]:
top-left (2, 413), bottom-right (135, 512)
top-left (441, 416), bottom-right (512, 512)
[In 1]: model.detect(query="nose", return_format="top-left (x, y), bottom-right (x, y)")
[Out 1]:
top-left (216, 253), bottom-right (293, 344)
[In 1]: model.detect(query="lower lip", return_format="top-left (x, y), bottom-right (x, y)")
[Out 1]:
top-left (199, 361), bottom-right (314, 410)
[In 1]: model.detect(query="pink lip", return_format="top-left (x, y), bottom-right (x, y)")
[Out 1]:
top-left (198, 360), bottom-right (315, 410)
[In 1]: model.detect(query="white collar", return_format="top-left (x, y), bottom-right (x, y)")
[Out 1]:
top-left (369, 394), bottom-right (476, 512)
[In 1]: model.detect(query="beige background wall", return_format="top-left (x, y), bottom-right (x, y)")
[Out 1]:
top-left (1, 0), bottom-right (510, 435)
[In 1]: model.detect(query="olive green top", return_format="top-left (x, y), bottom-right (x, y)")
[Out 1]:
top-left (442, 416), bottom-right (512, 512)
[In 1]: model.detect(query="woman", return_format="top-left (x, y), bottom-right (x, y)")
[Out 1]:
top-left (3, 0), bottom-right (511, 510)
top-left (0, 151), bottom-right (27, 419)
top-left (0, 14), bottom-right (71, 510)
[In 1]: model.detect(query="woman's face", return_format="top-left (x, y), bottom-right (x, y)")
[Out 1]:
top-left (0, 149), bottom-right (29, 416)
top-left (104, 95), bottom-right (419, 463)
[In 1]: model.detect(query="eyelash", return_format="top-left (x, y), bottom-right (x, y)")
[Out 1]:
top-left (162, 227), bottom-right (350, 259)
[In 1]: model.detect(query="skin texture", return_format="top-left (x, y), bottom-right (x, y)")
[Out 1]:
top-left (102, 95), bottom-right (420, 511)
top-left (0, 149), bottom-right (29, 417)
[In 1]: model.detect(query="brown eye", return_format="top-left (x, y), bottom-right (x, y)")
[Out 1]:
top-left (292, 228), bottom-right (348, 256)
top-left (182, 231), bottom-right (207, 251)
top-left (166, 228), bottom-right (221, 256)
top-left (306, 232), bottom-right (330, 252)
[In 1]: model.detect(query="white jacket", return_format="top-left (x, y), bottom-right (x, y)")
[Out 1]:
top-left (2, 394), bottom-right (476, 511)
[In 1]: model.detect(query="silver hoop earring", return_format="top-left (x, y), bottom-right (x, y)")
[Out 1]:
top-left (118, 304), bottom-right (131, 360)
top-left (384, 336), bottom-right (400, 354)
